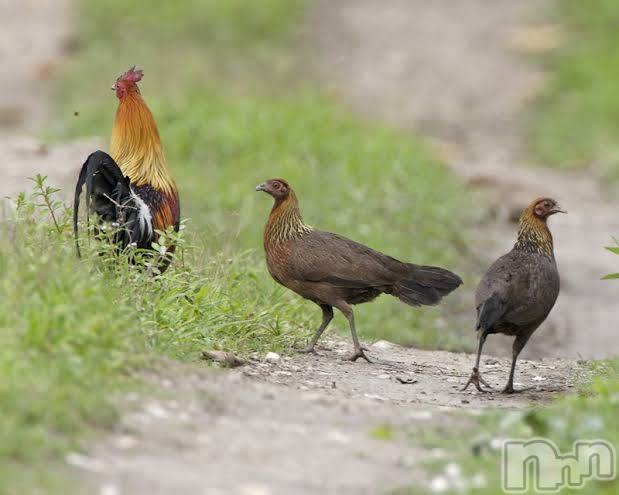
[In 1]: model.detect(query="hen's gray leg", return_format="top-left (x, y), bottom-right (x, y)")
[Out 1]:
top-left (337, 302), bottom-right (371, 363)
top-left (503, 333), bottom-right (531, 394)
top-left (462, 331), bottom-right (492, 392)
top-left (299, 305), bottom-right (333, 354)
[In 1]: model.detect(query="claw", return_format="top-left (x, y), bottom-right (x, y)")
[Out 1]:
top-left (502, 384), bottom-right (531, 394)
top-left (462, 367), bottom-right (492, 392)
top-left (347, 348), bottom-right (373, 363)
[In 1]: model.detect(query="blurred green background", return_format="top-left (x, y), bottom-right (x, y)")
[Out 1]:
top-left (530, 0), bottom-right (619, 182)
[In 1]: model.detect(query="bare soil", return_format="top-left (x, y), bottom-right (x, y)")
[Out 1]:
top-left (0, 0), bottom-right (95, 202)
top-left (78, 339), bottom-right (578, 495)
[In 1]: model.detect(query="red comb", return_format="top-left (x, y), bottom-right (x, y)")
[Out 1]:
top-left (117, 66), bottom-right (143, 84)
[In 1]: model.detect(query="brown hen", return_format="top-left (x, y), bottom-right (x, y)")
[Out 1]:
top-left (257, 178), bottom-right (463, 362)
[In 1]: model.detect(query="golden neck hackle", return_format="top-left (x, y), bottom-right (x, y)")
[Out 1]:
top-left (264, 192), bottom-right (313, 247)
top-left (514, 208), bottom-right (554, 256)
top-left (110, 92), bottom-right (176, 195)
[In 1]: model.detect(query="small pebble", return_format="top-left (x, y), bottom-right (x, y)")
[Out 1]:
top-left (145, 403), bottom-right (169, 419)
top-left (65, 452), bottom-right (106, 473)
top-left (113, 435), bottom-right (138, 450)
top-left (100, 483), bottom-right (120, 495)
top-left (238, 483), bottom-right (272, 495)
top-left (430, 475), bottom-right (449, 492)
top-left (371, 340), bottom-right (396, 349)
top-left (265, 352), bottom-right (280, 364)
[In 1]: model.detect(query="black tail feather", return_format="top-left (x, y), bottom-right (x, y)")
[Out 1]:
top-left (73, 150), bottom-right (152, 256)
top-left (73, 158), bottom-right (91, 257)
top-left (391, 265), bottom-right (463, 307)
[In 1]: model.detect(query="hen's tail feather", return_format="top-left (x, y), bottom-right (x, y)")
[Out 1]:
top-left (73, 150), bottom-right (152, 256)
top-left (391, 265), bottom-right (463, 307)
top-left (476, 293), bottom-right (507, 332)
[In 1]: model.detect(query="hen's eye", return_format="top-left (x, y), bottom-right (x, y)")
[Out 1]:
top-left (273, 183), bottom-right (281, 190)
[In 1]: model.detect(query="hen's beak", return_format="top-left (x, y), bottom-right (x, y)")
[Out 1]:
top-left (551, 206), bottom-right (567, 215)
top-left (255, 183), bottom-right (267, 192)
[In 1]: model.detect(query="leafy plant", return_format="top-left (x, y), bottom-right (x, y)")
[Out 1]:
top-left (602, 238), bottom-right (619, 280)
top-left (1, 175), bottom-right (319, 493)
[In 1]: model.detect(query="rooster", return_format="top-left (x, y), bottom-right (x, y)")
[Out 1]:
top-left (256, 178), bottom-right (463, 362)
top-left (73, 67), bottom-right (180, 270)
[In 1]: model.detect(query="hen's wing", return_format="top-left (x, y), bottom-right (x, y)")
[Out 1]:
top-left (280, 230), bottom-right (461, 307)
top-left (475, 250), bottom-right (558, 330)
top-left (286, 230), bottom-right (408, 288)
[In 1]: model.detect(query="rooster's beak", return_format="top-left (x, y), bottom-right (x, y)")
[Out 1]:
top-left (255, 183), bottom-right (267, 192)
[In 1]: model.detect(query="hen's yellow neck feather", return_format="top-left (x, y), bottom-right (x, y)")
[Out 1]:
top-left (264, 192), bottom-right (313, 247)
top-left (515, 207), bottom-right (554, 256)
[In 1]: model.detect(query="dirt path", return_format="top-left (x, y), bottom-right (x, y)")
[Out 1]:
top-left (0, 0), bottom-right (96, 202)
top-left (311, 0), bottom-right (619, 360)
top-left (78, 338), bottom-right (577, 495)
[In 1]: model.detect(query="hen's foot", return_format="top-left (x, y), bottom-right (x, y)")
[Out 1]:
top-left (347, 347), bottom-right (372, 363)
top-left (502, 384), bottom-right (531, 394)
top-left (298, 345), bottom-right (316, 354)
top-left (462, 368), bottom-right (492, 392)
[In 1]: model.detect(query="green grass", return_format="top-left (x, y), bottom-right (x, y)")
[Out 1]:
top-left (603, 239), bottom-right (619, 279)
top-left (0, 185), bottom-right (142, 492)
top-left (53, 0), bottom-right (304, 112)
top-left (369, 424), bottom-right (396, 442)
top-left (394, 361), bottom-right (619, 494)
top-left (529, 0), bottom-right (619, 182)
top-left (1, 0), bottom-right (474, 493)
top-left (0, 178), bottom-right (320, 494)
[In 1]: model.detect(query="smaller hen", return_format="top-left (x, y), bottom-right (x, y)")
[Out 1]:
top-left (463, 197), bottom-right (564, 394)
top-left (256, 178), bottom-right (462, 362)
